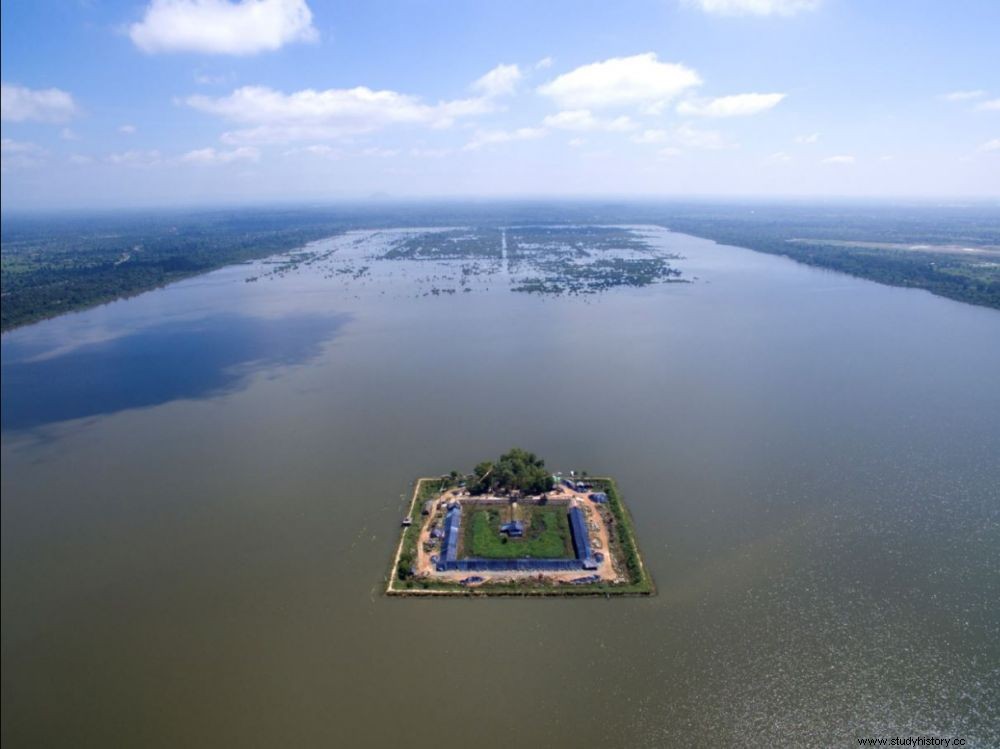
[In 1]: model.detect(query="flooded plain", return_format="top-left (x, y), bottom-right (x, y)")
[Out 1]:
top-left (2, 226), bottom-right (999, 747)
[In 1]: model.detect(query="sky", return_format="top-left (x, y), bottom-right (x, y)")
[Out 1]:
top-left (1, 0), bottom-right (998, 211)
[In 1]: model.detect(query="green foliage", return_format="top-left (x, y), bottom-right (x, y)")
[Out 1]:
top-left (660, 206), bottom-right (1000, 311)
top-left (1, 209), bottom-right (360, 331)
top-left (397, 552), bottom-right (414, 580)
top-left (466, 448), bottom-right (555, 495)
top-left (391, 477), bottom-right (444, 585)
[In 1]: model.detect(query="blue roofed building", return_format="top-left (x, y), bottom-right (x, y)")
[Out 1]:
top-left (500, 520), bottom-right (524, 537)
top-left (437, 506), bottom-right (462, 570)
top-left (568, 506), bottom-right (594, 567)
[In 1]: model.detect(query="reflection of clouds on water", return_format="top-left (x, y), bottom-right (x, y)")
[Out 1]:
top-left (1, 312), bottom-right (349, 431)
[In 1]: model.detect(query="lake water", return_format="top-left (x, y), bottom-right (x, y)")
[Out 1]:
top-left (2, 228), bottom-right (998, 747)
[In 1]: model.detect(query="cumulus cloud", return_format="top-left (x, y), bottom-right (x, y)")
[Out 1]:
top-left (795, 132), bottom-right (820, 144)
top-left (463, 127), bottom-right (546, 151)
top-left (1, 82), bottom-right (77, 122)
top-left (181, 145), bottom-right (260, 163)
top-left (976, 98), bottom-right (1000, 112)
top-left (535, 57), bottom-right (554, 70)
top-left (471, 63), bottom-right (522, 98)
top-left (822, 154), bottom-right (855, 164)
top-left (129, 0), bottom-right (317, 55)
top-left (940, 90), bottom-right (986, 102)
top-left (185, 84), bottom-right (494, 144)
top-left (119, 124), bottom-right (137, 134)
top-left (537, 53), bottom-right (701, 110)
top-left (677, 92), bottom-right (785, 117)
top-left (980, 138), bottom-right (1000, 152)
top-left (687, 0), bottom-right (821, 16)
top-left (542, 109), bottom-right (636, 131)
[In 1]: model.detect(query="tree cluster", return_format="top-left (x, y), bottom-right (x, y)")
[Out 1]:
top-left (466, 448), bottom-right (554, 495)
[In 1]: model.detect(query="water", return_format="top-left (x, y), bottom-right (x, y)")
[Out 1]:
top-left (3, 228), bottom-right (998, 747)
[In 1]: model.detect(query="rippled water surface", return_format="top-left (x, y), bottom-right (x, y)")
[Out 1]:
top-left (3, 228), bottom-right (998, 747)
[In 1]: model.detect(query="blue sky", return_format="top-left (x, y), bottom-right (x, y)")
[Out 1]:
top-left (2, 0), bottom-right (998, 210)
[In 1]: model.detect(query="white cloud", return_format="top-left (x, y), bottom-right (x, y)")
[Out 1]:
top-left (186, 84), bottom-right (494, 144)
top-left (69, 154), bottom-right (94, 165)
top-left (1, 139), bottom-right (47, 170)
top-left (1, 83), bottom-right (77, 122)
top-left (940, 90), bottom-right (986, 102)
top-left (975, 98), bottom-right (1000, 112)
top-left (360, 147), bottom-right (399, 158)
top-left (677, 92), bottom-right (785, 117)
top-left (822, 154), bottom-right (855, 164)
top-left (284, 144), bottom-right (342, 159)
top-left (463, 127), bottom-right (546, 151)
top-left (567, 137), bottom-right (586, 148)
top-left (979, 138), bottom-right (1000, 152)
top-left (409, 147), bottom-right (451, 158)
top-left (129, 0), bottom-right (317, 55)
top-left (181, 145), bottom-right (259, 163)
top-left (688, 0), bottom-right (821, 16)
top-left (60, 128), bottom-right (80, 140)
top-left (674, 123), bottom-right (734, 150)
top-left (537, 52), bottom-right (701, 110)
top-left (795, 132), bottom-right (820, 144)
top-left (107, 149), bottom-right (164, 167)
top-left (632, 129), bottom-right (669, 144)
top-left (632, 124), bottom-right (733, 150)
top-left (471, 63), bottom-right (522, 98)
top-left (194, 71), bottom-right (233, 85)
top-left (542, 109), bottom-right (636, 131)
top-left (119, 124), bottom-right (137, 134)
top-left (658, 147), bottom-right (682, 158)
top-left (765, 151), bottom-right (792, 163)
top-left (535, 57), bottom-right (554, 70)
top-left (1, 139), bottom-right (43, 154)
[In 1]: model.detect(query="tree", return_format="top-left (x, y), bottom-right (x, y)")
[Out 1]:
top-left (466, 449), bottom-right (554, 495)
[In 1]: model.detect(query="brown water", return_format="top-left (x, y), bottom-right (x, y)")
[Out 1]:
top-left (3, 228), bottom-right (999, 747)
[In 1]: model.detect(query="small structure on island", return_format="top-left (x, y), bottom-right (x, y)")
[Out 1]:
top-left (589, 492), bottom-right (608, 504)
top-left (500, 520), bottom-right (525, 537)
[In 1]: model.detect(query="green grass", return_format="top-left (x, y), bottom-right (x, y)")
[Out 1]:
top-left (466, 507), bottom-right (572, 559)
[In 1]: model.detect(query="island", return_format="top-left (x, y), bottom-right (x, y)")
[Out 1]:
top-left (386, 448), bottom-right (653, 596)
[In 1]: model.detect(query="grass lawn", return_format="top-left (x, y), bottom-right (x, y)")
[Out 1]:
top-left (466, 507), bottom-right (573, 559)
